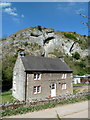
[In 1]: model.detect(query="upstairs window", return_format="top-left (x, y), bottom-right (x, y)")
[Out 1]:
top-left (62, 74), bottom-right (67, 79)
top-left (34, 74), bottom-right (37, 80)
top-left (34, 73), bottom-right (41, 80)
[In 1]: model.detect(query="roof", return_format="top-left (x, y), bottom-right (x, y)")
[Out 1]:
top-left (21, 55), bottom-right (73, 72)
top-left (73, 75), bottom-right (90, 78)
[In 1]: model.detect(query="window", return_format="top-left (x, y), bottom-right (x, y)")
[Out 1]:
top-left (34, 74), bottom-right (37, 80)
top-left (34, 73), bottom-right (41, 80)
top-left (33, 86), bottom-right (41, 94)
top-left (62, 83), bottom-right (66, 90)
top-left (51, 83), bottom-right (55, 89)
top-left (37, 86), bottom-right (41, 93)
top-left (33, 86), bottom-right (37, 94)
top-left (62, 74), bottom-right (67, 79)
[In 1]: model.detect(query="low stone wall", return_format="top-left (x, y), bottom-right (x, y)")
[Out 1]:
top-left (0, 92), bottom-right (90, 111)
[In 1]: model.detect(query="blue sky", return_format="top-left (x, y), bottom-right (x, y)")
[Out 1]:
top-left (1, 2), bottom-right (88, 38)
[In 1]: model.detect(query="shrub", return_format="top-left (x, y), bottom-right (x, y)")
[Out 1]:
top-left (84, 35), bottom-right (86, 37)
top-left (23, 42), bottom-right (29, 46)
top-left (37, 25), bottom-right (42, 31)
top-left (74, 32), bottom-right (76, 34)
top-left (72, 52), bottom-right (80, 60)
top-left (64, 33), bottom-right (77, 40)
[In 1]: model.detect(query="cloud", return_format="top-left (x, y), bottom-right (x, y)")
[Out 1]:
top-left (12, 17), bottom-right (20, 23)
top-left (0, 3), bottom-right (11, 8)
top-left (1, 2), bottom-right (24, 23)
top-left (57, 3), bottom-right (76, 12)
top-left (21, 14), bottom-right (24, 18)
top-left (75, 8), bottom-right (85, 14)
top-left (4, 7), bottom-right (18, 16)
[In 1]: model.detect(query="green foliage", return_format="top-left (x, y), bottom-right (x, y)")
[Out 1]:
top-left (2, 38), bottom-right (6, 41)
top-left (23, 42), bottom-right (29, 46)
top-left (83, 35), bottom-right (86, 37)
top-left (73, 89), bottom-right (80, 94)
top-left (77, 38), bottom-right (88, 50)
top-left (49, 48), bottom-right (63, 57)
top-left (2, 54), bottom-right (17, 90)
top-left (1, 95), bottom-right (90, 117)
top-left (0, 90), bottom-right (15, 104)
top-left (64, 55), bottom-right (88, 75)
top-left (72, 52), bottom-right (80, 60)
top-left (37, 25), bottom-right (42, 31)
top-left (64, 33), bottom-right (77, 40)
top-left (75, 61), bottom-right (85, 68)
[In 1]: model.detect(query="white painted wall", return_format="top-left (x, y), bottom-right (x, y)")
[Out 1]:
top-left (73, 78), bottom-right (81, 84)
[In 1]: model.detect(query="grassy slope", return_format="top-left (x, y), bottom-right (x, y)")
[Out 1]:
top-left (0, 90), bottom-right (15, 104)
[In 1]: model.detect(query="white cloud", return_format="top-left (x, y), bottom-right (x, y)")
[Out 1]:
top-left (1, 2), bottom-right (25, 23)
top-left (12, 17), bottom-right (20, 23)
top-left (75, 8), bottom-right (85, 14)
top-left (0, 3), bottom-right (11, 8)
top-left (4, 7), bottom-right (18, 16)
top-left (21, 14), bottom-right (24, 18)
top-left (57, 3), bottom-right (75, 12)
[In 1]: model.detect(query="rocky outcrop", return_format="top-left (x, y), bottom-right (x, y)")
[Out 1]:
top-left (2, 27), bottom-right (88, 58)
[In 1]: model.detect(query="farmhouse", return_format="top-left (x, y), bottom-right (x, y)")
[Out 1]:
top-left (12, 51), bottom-right (73, 102)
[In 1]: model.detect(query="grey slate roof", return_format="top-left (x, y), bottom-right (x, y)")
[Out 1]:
top-left (21, 55), bottom-right (72, 72)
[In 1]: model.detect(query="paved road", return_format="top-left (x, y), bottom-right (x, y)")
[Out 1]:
top-left (5, 101), bottom-right (89, 118)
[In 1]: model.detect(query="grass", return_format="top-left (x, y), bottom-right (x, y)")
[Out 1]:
top-left (73, 83), bottom-right (90, 86)
top-left (1, 95), bottom-right (90, 117)
top-left (0, 90), bottom-right (15, 104)
top-left (73, 89), bottom-right (80, 94)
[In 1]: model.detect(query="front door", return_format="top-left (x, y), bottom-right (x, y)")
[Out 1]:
top-left (51, 83), bottom-right (56, 97)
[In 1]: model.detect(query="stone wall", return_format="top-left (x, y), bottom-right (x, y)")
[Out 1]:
top-left (1, 92), bottom-right (89, 111)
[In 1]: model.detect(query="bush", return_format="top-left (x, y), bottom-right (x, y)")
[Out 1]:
top-left (37, 25), bottom-right (42, 31)
top-left (64, 33), bottom-right (77, 40)
top-left (84, 35), bottom-right (86, 37)
top-left (23, 42), bottom-right (29, 46)
top-left (72, 52), bottom-right (80, 60)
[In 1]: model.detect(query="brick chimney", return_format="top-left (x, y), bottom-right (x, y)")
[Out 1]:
top-left (58, 56), bottom-right (64, 62)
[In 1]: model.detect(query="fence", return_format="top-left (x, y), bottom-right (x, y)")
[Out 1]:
top-left (0, 92), bottom-right (90, 111)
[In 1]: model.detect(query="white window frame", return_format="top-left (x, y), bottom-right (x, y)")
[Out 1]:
top-left (33, 86), bottom-right (41, 94)
top-left (62, 83), bottom-right (66, 90)
top-left (62, 74), bottom-right (67, 79)
top-left (34, 73), bottom-right (41, 80)
top-left (34, 74), bottom-right (37, 80)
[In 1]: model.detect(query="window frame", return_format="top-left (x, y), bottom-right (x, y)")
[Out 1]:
top-left (33, 86), bottom-right (41, 94)
top-left (34, 73), bottom-right (41, 80)
top-left (62, 74), bottom-right (67, 79)
top-left (61, 83), bottom-right (66, 90)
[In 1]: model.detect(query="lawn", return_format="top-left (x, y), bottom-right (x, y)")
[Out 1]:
top-left (0, 90), bottom-right (15, 104)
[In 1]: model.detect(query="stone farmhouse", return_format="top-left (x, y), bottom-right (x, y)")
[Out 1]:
top-left (12, 52), bottom-right (73, 102)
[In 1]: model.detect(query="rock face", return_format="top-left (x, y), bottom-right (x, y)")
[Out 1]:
top-left (2, 26), bottom-right (88, 58)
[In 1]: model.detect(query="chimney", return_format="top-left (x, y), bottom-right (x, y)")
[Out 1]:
top-left (18, 48), bottom-right (25, 57)
top-left (58, 56), bottom-right (64, 62)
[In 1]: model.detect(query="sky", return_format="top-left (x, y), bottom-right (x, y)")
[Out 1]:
top-left (1, 2), bottom-right (89, 38)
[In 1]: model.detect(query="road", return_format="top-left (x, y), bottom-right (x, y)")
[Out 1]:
top-left (4, 101), bottom-right (89, 118)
